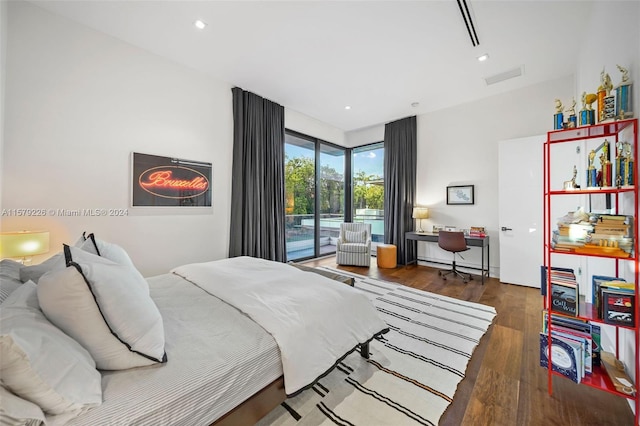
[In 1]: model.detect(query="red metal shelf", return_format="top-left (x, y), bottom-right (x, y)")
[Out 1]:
top-left (547, 119), bottom-right (636, 143)
top-left (551, 366), bottom-right (636, 399)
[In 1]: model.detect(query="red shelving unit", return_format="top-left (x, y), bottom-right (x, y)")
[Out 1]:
top-left (543, 118), bottom-right (639, 422)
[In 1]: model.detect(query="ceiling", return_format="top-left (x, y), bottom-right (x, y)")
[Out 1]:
top-left (29, 0), bottom-right (593, 132)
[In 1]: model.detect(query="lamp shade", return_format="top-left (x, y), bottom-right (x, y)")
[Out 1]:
top-left (412, 207), bottom-right (429, 219)
top-left (0, 231), bottom-right (50, 258)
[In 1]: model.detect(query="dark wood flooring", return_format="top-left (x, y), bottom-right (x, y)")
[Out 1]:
top-left (304, 257), bottom-right (636, 426)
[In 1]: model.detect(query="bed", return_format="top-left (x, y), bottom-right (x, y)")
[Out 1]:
top-left (0, 236), bottom-right (388, 426)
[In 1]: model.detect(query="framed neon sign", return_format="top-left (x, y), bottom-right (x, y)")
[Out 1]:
top-left (132, 152), bottom-right (212, 207)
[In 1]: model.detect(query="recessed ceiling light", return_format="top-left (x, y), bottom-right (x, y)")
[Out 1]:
top-left (477, 53), bottom-right (489, 62)
top-left (345, 106), bottom-right (351, 110)
top-left (194, 20), bottom-right (207, 30)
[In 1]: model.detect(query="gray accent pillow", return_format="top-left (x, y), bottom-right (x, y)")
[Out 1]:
top-left (1, 259), bottom-right (25, 304)
top-left (288, 262), bottom-right (355, 287)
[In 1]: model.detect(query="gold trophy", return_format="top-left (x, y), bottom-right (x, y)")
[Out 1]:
top-left (615, 64), bottom-right (633, 120)
top-left (601, 140), bottom-right (612, 187)
top-left (598, 68), bottom-right (615, 122)
top-left (565, 98), bottom-right (577, 128)
top-left (554, 98), bottom-right (564, 129)
top-left (616, 140), bottom-right (626, 187)
top-left (580, 92), bottom-right (596, 126)
top-left (587, 149), bottom-right (597, 187)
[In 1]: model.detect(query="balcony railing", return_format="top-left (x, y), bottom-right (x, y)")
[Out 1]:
top-left (285, 211), bottom-right (384, 261)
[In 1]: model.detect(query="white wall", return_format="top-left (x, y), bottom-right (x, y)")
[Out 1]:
top-left (285, 109), bottom-right (345, 146)
top-left (0, 0), bottom-right (7, 212)
top-left (2, 1), bottom-right (233, 276)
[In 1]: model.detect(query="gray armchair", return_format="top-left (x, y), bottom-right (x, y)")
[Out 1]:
top-left (336, 223), bottom-right (371, 267)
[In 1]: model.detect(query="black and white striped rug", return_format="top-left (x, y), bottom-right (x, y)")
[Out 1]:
top-left (258, 268), bottom-right (497, 426)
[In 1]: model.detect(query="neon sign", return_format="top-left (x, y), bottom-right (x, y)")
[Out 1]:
top-left (138, 166), bottom-right (210, 199)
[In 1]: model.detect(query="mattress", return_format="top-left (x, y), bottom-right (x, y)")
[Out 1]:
top-left (64, 272), bottom-right (283, 426)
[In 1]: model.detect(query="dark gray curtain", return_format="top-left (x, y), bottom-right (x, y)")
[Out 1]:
top-left (229, 87), bottom-right (286, 262)
top-left (383, 116), bottom-right (417, 265)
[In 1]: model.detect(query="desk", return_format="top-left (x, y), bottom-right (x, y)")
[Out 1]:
top-left (405, 232), bottom-right (490, 284)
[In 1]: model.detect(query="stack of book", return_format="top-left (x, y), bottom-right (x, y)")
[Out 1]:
top-left (592, 275), bottom-right (636, 327)
top-left (552, 219), bottom-right (593, 252)
top-left (469, 226), bottom-right (486, 237)
top-left (549, 268), bottom-right (579, 316)
top-left (588, 214), bottom-right (633, 254)
top-left (540, 311), bottom-right (601, 384)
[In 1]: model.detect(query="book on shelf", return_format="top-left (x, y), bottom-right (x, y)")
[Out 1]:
top-left (539, 333), bottom-right (582, 383)
top-left (542, 310), bottom-right (597, 370)
top-left (602, 288), bottom-right (635, 327)
top-left (551, 280), bottom-right (578, 316)
top-left (592, 275), bottom-right (626, 313)
top-left (540, 266), bottom-right (575, 296)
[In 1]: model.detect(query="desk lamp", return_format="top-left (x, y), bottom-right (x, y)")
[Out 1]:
top-left (0, 231), bottom-right (50, 264)
top-left (412, 207), bottom-right (429, 233)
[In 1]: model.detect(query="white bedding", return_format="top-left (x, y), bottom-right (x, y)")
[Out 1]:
top-left (63, 272), bottom-right (282, 426)
top-left (172, 256), bottom-right (389, 395)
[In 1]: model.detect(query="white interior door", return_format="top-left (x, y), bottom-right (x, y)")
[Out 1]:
top-left (498, 135), bottom-right (544, 287)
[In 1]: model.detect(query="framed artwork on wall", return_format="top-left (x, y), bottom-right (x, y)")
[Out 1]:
top-left (131, 152), bottom-right (212, 207)
top-left (446, 185), bottom-right (474, 205)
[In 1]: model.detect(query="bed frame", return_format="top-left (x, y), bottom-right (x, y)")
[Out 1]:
top-left (212, 343), bottom-right (370, 425)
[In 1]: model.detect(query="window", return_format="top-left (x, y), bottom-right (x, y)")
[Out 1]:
top-left (352, 142), bottom-right (384, 246)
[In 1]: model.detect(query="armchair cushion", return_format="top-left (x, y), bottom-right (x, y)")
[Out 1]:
top-left (344, 230), bottom-right (366, 243)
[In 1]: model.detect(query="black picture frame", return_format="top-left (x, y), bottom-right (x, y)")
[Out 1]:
top-left (131, 152), bottom-right (212, 207)
top-left (447, 185), bottom-right (475, 205)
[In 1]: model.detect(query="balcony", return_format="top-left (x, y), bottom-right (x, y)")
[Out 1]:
top-left (285, 209), bottom-right (385, 261)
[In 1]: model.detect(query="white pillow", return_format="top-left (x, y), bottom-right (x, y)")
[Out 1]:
top-left (0, 282), bottom-right (102, 417)
top-left (37, 246), bottom-right (166, 370)
top-left (79, 233), bottom-right (148, 292)
top-left (0, 386), bottom-right (46, 426)
top-left (344, 230), bottom-right (366, 243)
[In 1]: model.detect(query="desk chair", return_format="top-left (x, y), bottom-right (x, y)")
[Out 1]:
top-left (438, 231), bottom-right (473, 283)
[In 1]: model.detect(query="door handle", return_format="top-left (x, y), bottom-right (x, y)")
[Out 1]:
top-left (501, 227), bottom-right (513, 231)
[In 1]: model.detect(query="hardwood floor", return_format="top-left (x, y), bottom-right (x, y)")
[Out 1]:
top-left (304, 257), bottom-right (635, 426)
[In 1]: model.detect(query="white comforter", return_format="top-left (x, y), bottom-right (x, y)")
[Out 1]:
top-left (171, 256), bottom-right (388, 395)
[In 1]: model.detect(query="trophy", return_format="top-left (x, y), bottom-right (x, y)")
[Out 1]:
top-left (616, 140), bottom-right (626, 188)
top-left (601, 140), bottom-right (612, 187)
top-left (563, 165), bottom-right (580, 190)
top-left (597, 68), bottom-right (616, 122)
top-left (615, 64), bottom-right (633, 120)
top-left (587, 149), bottom-right (597, 187)
top-left (580, 92), bottom-right (597, 126)
top-left (554, 98), bottom-right (564, 130)
top-left (566, 98), bottom-right (577, 128)
top-left (624, 142), bottom-right (635, 186)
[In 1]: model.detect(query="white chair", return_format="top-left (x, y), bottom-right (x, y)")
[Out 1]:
top-left (336, 223), bottom-right (371, 267)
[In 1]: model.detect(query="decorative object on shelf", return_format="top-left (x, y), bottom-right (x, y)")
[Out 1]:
top-left (432, 224), bottom-right (444, 233)
top-left (587, 149), bottom-right (598, 187)
top-left (563, 165), bottom-right (580, 190)
top-left (554, 98), bottom-right (564, 130)
top-left (580, 92), bottom-right (597, 126)
top-left (411, 207), bottom-right (429, 233)
top-left (624, 142), bottom-right (635, 186)
top-left (616, 140), bottom-right (626, 188)
top-left (598, 68), bottom-right (616, 123)
top-left (0, 231), bottom-right (50, 265)
top-left (615, 64), bottom-right (633, 120)
top-left (600, 140), bottom-right (612, 187)
top-left (566, 97), bottom-right (577, 128)
top-left (601, 351), bottom-right (637, 396)
top-left (446, 185), bottom-right (475, 205)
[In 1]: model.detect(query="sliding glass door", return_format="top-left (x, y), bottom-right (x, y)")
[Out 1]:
top-left (285, 134), bottom-right (316, 261)
top-left (285, 133), bottom-right (383, 261)
top-left (352, 142), bottom-right (384, 249)
top-left (319, 143), bottom-right (345, 256)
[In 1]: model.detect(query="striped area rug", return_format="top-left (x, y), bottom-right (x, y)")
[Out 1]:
top-left (258, 268), bottom-right (497, 426)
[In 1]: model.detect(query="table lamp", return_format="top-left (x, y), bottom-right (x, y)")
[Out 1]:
top-left (0, 231), bottom-right (50, 264)
top-left (412, 207), bottom-right (429, 233)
